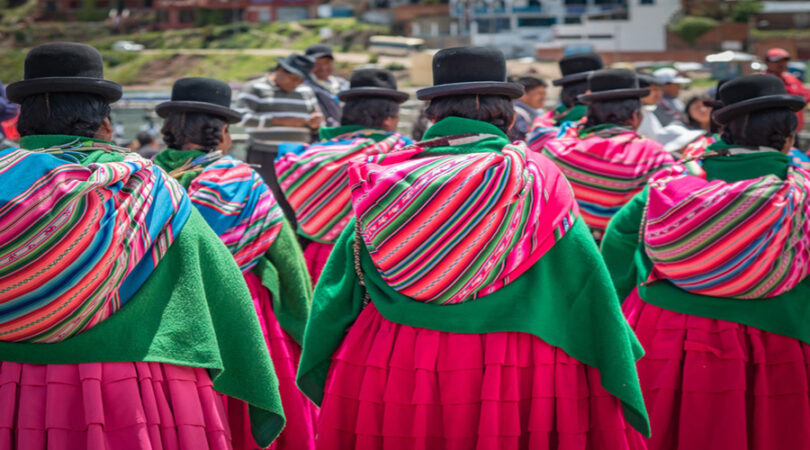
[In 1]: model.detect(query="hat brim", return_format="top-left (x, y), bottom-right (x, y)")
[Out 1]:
top-left (338, 87), bottom-right (409, 103)
top-left (577, 88), bottom-right (650, 104)
top-left (416, 81), bottom-right (524, 100)
top-left (668, 77), bottom-right (691, 84)
top-left (712, 94), bottom-right (806, 124)
top-left (6, 77), bottom-right (122, 104)
top-left (276, 57), bottom-right (307, 79)
top-left (155, 100), bottom-right (242, 124)
top-left (308, 52), bottom-right (334, 60)
top-left (765, 55), bottom-right (790, 62)
top-left (552, 71), bottom-right (592, 87)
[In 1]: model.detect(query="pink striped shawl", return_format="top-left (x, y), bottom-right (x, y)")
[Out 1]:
top-left (644, 161), bottom-right (810, 298)
top-left (542, 126), bottom-right (674, 238)
top-left (347, 139), bottom-right (578, 304)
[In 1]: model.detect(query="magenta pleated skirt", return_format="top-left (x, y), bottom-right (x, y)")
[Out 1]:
top-left (316, 304), bottom-right (646, 450)
top-left (0, 360), bottom-right (231, 450)
top-left (303, 242), bottom-right (334, 287)
top-left (623, 289), bottom-right (810, 450)
top-left (227, 273), bottom-right (317, 450)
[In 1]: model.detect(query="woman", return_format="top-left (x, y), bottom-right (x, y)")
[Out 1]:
top-left (683, 95), bottom-right (712, 133)
top-left (541, 69), bottom-right (674, 243)
top-left (153, 78), bottom-right (316, 449)
top-left (0, 44), bottom-right (284, 449)
top-left (297, 47), bottom-right (649, 449)
top-left (275, 69), bottom-right (411, 285)
top-left (601, 74), bottom-right (810, 449)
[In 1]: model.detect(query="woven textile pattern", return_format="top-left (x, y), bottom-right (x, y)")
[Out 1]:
top-left (276, 131), bottom-right (409, 243)
top-left (348, 140), bottom-right (578, 304)
top-left (542, 126), bottom-right (673, 237)
top-left (0, 143), bottom-right (189, 343)
top-left (644, 163), bottom-right (810, 298)
top-left (187, 155), bottom-right (283, 272)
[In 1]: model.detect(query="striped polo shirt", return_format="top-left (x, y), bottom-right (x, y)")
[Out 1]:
top-left (234, 76), bottom-right (320, 152)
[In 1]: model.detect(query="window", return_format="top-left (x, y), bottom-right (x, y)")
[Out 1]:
top-left (518, 17), bottom-right (556, 27)
top-left (564, 16), bottom-right (581, 24)
top-left (640, 0), bottom-right (654, 4)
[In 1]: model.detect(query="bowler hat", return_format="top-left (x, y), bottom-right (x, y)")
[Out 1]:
top-left (577, 69), bottom-right (650, 104)
top-left (305, 44), bottom-right (334, 60)
top-left (552, 53), bottom-right (604, 86)
top-left (276, 53), bottom-right (315, 79)
top-left (7, 42), bottom-right (122, 103)
top-left (712, 74), bottom-right (806, 124)
top-left (156, 77), bottom-right (242, 124)
top-left (416, 47), bottom-right (523, 100)
top-left (338, 69), bottom-right (409, 103)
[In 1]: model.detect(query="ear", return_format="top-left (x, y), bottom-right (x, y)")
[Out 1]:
top-left (219, 124), bottom-right (229, 147)
top-left (94, 117), bottom-right (114, 142)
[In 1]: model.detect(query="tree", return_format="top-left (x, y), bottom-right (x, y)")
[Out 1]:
top-left (731, 1), bottom-right (763, 23)
top-left (670, 16), bottom-right (718, 47)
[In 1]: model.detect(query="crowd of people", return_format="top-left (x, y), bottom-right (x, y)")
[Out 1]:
top-left (0, 39), bottom-right (809, 450)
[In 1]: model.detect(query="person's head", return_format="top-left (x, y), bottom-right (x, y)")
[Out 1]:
top-left (515, 76), bottom-right (547, 109)
top-left (416, 47), bottom-right (523, 133)
top-left (272, 54), bottom-right (314, 92)
top-left (160, 112), bottom-right (230, 152)
top-left (342, 98), bottom-right (400, 131)
top-left (338, 69), bottom-right (409, 132)
top-left (653, 67), bottom-right (689, 98)
top-left (306, 44), bottom-right (335, 82)
top-left (685, 95), bottom-right (712, 131)
top-left (155, 77), bottom-right (242, 152)
top-left (765, 48), bottom-right (791, 75)
top-left (579, 69), bottom-right (647, 129)
top-left (17, 92), bottom-right (113, 140)
top-left (553, 53), bottom-right (604, 109)
top-left (714, 74), bottom-right (806, 153)
top-left (637, 74), bottom-right (664, 106)
top-left (136, 130), bottom-right (155, 147)
top-left (560, 81), bottom-right (588, 108)
top-left (7, 42), bottom-right (122, 140)
top-left (425, 95), bottom-right (515, 134)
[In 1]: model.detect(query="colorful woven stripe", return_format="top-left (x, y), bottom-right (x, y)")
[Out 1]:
top-left (276, 130), bottom-right (409, 243)
top-left (681, 134), bottom-right (717, 160)
top-left (644, 158), bottom-right (810, 299)
top-left (186, 155), bottom-right (283, 271)
top-left (542, 125), bottom-right (674, 238)
top-left (526, 120), bottom-right (580, 154)
top-left (0, 141), bottom-right (190, 343)
top-left (348, 139), bottom-right (578, 304)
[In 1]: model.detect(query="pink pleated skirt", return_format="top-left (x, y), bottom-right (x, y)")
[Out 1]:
top-left (303, 242), bottom-right (334, 287)
top-left (0, 360), bottom-right (231, 450)
top-left (317, 304), bottom-right (646, 450)
top-left (226, 273), bottom-right (317, 450)
top-left (623, 289), bottom-right (810, 450)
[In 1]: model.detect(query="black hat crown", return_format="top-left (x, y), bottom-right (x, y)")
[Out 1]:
top-left (6, 42), bottom-right (122, 103)
top-left (713, 74), bottom-right (806, 124)
top-left (155, 77), bottom-right (242, 123)
top-left (276, 53), bottom-right (315, 79)
top-left (338, 69), bottom-right (409, 103)
top-left (552, 52), bottom-right (604, 86)
top-left (577, 69), bottom-right (650, 104)
top-left (416, 47), bottom-right (523, 100)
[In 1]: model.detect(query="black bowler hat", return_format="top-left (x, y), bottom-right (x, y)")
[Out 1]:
top-left (416, 47), bottom-right (523, 100)
top-left (7, 42), bottom-right (122, 103)
top-left (552, 52), bottom-right (604, 87)
top-left (305, 44), bottom-right (334, 60)
top-left (577, 69), bottom-right (650, 104)
top-left (156, 77), bottom-right (242, 123)
top-left (276, 53), bottom-right (315, 79)
top-left (712, 74), bottom-right (806, 124)
top-left (338, 69), bottom-right (409, 103)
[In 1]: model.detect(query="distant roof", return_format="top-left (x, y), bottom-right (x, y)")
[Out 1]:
top-left (761, 1), bottom-right (810, 13)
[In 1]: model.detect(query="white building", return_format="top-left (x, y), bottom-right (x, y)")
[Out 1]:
top-left (448, 0), bottom-right (679, 57)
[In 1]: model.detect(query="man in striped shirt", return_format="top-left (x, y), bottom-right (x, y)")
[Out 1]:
top-left (235, 53), bottom-right (323, 186)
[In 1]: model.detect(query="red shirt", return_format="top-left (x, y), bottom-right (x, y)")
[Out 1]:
top-left (768, 71), bottom-right (810, 131)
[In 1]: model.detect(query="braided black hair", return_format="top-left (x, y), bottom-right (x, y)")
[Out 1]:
top-left (560, 81), bottom-right (588, 108)
top-left (425, 95), bottom-right (515, 134)
top-left (341, 98), bottom-right (400, 128)
top-left (18, 92), bottom-right (111, 138)
top-left (161, 112), bottom-right (226, 152)
top-left (721, 108), bottom-right (797, 151)
top-left (584, 98), bottom-right (641, 129)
